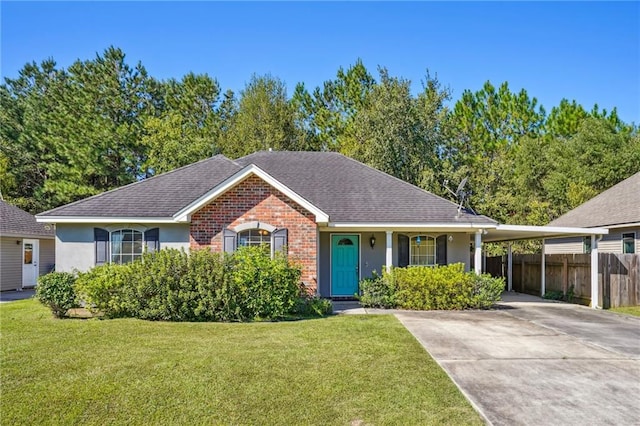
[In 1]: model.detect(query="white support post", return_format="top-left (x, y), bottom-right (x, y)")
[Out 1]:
top-left (591, 234), bottom-right (599, 309)
top-left (541, 239), bottom-right (546, 297)
top-left (507, 242), bottom-right (513, 292)
top-left (385, 231), bottom-right (393, 273)
top-left (474, 231), bottom-right (482, 275)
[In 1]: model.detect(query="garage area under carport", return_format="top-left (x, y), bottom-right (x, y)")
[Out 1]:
top-left (478, 225), bottom-right (609, 308)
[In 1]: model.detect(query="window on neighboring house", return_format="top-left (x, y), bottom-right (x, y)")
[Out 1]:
top-left (95, 227), bottom-right (159, 265)
top-left (622, 232), bottom-right (636, 254)
top-left (583, 236), bottom-right (592, 254)
top-left (238, 229), bottom-right (272, 248)
top-left (410, 235), bottom-right (436, 266)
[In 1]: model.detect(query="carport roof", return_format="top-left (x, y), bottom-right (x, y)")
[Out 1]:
top-left (481, 224), bottom-right (609, 243)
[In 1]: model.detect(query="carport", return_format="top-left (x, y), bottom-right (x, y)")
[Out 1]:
top-left (477, 225), bottom-right (609, 308)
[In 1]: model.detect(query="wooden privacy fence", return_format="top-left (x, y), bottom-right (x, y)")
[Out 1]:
top-left (486, 253), bottom-right (640, 308)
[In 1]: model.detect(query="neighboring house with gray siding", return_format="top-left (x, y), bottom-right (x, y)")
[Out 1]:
top-left (545, 172), bottom-right (640, 254)
top-left (1, 200), bottom-right (55, 291)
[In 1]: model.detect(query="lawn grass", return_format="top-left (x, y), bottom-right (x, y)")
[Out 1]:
top-left (609, 305), bottom-right (640, 317)
top-left (1, 300), bottom-right (481, 425)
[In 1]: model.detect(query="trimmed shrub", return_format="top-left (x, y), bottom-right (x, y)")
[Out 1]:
top-left (36, 272), bottom-right (78, 318)
top-left (232, 246), bottom-right (302, 319)
top-left (75, 246), bottom-right (305, 321)
top-left (75, 262), bottom-right (135, 318)
top-left (358, 264), bottom-right (504, 310)
top-left (359, 270), bottom-right (396, 308)
top-left (294, 296), bottom-right (333, 317)
top-left (469, 273), bottom-right (505, 309)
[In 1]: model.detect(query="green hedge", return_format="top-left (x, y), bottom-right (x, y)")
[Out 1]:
top-left (359, 264), bottom-right (503, 310)
top-left (36, 272), bottom-right (79, 318)
top-left (74, 246), bottom-right (327, 321)
top-left (359, 270), bottom-right (396, 308)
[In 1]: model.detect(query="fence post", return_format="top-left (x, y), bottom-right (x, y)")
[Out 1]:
top-left (590, 234), bottom-right (599, 309)
top-left (521, 257), bottom-right (525, 293)
top-left (541, 241), bottom-right (546, 297)
top-left (507, 243), bottom-right (513, 292)
top-left (562, 256), bottom-right (568, 295)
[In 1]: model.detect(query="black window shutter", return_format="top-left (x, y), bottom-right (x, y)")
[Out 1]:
top-left (145, 228), bottom-right (160, 253)
top-left (223, 228), bottom-right (237, 253)
top-left (94, 228), bottom-right (109, 265)
top-left (436, 235), bottom-right (448, 265)
top-left (398, 234), bottom-right (409, 267)
top-left (272, 228), bottom-right (288, 255)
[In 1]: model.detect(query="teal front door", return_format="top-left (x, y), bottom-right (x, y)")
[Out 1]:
top-left (331, 235), bottom-right (359, 296)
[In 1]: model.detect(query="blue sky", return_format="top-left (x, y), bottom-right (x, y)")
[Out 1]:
top-left (2, 2), bottom-right (639, 123)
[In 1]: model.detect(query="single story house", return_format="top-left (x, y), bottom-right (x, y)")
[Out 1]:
top-left (35, 151), bottom-right (608, 301)
top-left (545, 171), bottom-right (639, 255)
top-left (1, 200), bottom-right (55, 291)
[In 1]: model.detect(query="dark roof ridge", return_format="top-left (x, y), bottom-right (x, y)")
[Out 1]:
top-left (38, 154), bottom-right (234, 216)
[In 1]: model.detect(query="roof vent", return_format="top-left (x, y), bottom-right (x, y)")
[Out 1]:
top-left (268, 148), bottom-right (273, 152)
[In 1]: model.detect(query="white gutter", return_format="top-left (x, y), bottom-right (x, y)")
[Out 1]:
top-left (35, 216), bottom-right (177, 224)
top-left (326, 222), bottom-right (498, 229)
top-left (495, 224), bottom-right (609, 235)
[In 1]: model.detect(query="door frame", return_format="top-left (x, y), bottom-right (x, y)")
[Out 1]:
top-left (329, 233), bottom-right (361, 297)
top-left (22, 238), bottom-right (40, 289)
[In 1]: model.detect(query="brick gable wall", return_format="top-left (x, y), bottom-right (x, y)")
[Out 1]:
top-left (190, 175), bottom-right (318, 292)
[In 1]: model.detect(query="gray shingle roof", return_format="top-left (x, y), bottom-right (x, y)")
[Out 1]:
top-left (236, 151), bottom-right (495, 224)
top-left (39, 155), bottom-right (242, 217)
top-left (1, 200), bottom-right (54, 237)
top-left (39, 151), bottom-right (496, 225)
top-left (548, 172), bottom-right (640, 228)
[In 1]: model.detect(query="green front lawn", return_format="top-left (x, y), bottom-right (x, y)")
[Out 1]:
top-left (1, 300), bottom-right (481, 425)
top-left (609, 305), bottom-right (640, 317)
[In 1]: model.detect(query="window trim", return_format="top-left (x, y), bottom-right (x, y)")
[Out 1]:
top-left (109, 228), bottom-right (145, 264)
top-left (237, 228), bottom-right (272, 248)
top-left (95, 226), bottom-right (159, 266)
top-left (622, 232), bottom-right (636, 254)
top-left (226, 222), bottom-right (287, 259)
top-left (409, 235), bottom-right (437, 266)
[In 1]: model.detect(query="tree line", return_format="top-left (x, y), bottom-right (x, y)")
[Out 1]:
top-left (2, 46), bottom-right (638, 232)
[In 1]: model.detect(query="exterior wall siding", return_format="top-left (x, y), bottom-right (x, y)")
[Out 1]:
top-left (38, 239), bottom-right (56, 276)
top-left (545, 226), bottom-right (640, 254)
top-left (190, 176), bottom-right (318, 291)
top-left (1, 237), bottom-right (22, 291)
top-left (55, 223), bottom-right (190, 273)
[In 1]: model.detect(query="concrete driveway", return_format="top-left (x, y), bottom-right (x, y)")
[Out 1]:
top-left (396, 293), bottom-right (640, 426)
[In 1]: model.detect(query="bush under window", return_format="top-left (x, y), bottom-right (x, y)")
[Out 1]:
top-left (74, 246), bottom-right (328, 321)
top-left (358, 264), bottom-right (503, 310)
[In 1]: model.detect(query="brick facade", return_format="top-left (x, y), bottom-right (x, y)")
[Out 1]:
top-left (190, 175), bottom-right (318, 292)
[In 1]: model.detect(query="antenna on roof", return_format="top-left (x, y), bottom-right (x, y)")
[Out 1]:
top-left (443, 177), bottom-right (475, 217)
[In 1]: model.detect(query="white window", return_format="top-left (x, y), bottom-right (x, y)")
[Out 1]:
top-left (238, 229), bottom-right (272, 248)
top-left (110, 229), bottom-right (144, 264)
top-left (622, 232), bottom-right (635, 254)
top-left (410, 235), bottom-right (436, 266)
